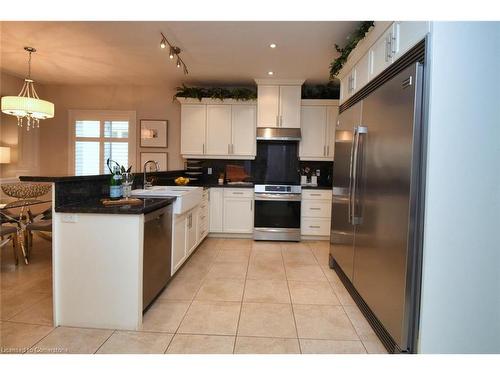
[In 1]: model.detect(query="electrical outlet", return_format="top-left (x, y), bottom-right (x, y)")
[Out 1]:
top-left (62, 214), bottom-right (78, 223)
top-left (316, 169), bottom-right (321, 176)
top-left (207, 167), bottom-right (212, 175)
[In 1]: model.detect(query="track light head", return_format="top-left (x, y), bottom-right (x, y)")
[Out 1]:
top-left (176, 58), bottom-right (181, 68)
top-left (169, 47), bottom-right (175, 59)
top-left (160, 38), bottom-right (166, 49)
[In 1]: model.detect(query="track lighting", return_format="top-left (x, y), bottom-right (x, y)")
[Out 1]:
top-left (159, 32), bottom-right (189, 75)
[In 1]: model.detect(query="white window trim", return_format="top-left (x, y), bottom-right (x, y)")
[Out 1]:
top-left (68, 110), bottom-right (137, 175)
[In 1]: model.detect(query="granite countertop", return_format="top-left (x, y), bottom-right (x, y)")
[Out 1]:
top-left (55, 197), bottom-right (176, 215)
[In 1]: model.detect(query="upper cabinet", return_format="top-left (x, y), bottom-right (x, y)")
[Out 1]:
top-left (255, 79), bottom-right (304, 128)
top-left (178, 98), bottom-right (257, 159)
top-left (338, 21), bottom-right (430, 104)
top-left (299, 100), bottom-right (338, 161)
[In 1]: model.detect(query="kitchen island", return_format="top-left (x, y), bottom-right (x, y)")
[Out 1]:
top-left (19, 174), bottom-right (204, 331)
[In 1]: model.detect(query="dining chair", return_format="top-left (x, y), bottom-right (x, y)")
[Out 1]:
top-left (26, 208), bottom-right (52, 257)
top-left (0, 225), bottom-right (19, 265)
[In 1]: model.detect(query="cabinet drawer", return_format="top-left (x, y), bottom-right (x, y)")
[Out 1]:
top-left (223, 188), bottom-right (254, 198)
top-left (301, 218), bottom-right (331, 236)
top-left (302, 190), bottom-right (332, 201)
top-left (301, 200), bottom-right (332, 218)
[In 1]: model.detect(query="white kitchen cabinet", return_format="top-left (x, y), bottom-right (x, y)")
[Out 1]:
top-left (299, 100), bottom-right (338, 161)
top-left (206, 105), bottom-right (232, 155)
top-left (279, 85), bottom-right (301, 128)
top-left (326, 106), bottom-right (338, 159)
top-left (257, 85), bottom-right (280, 127)
top-left (354, 52), bottom-right (370, 94)
top-left (209, 188), bottom-right (224, 232)
top-left (198, 189), bottom-right (209, 242)
top-left (223, 194), bottom-right (253, 234)
top-left (186, 208), bottom-right (198, 255)
top-left (301, 189), bottom-right (333, 237)
top-left (256, 81), bottom-right (304, 128)
top-left (369, 24), bottom-right (395, 80)
top-left (231, 105), bottom-right (256, 156)
top-left (181, 105), bottom-right (206, 155)
top-left (392, 21), bottom-right (430, 61)
top-left (300, 106), bottom-right (327, 159)
top-left (172, 213), bottom-right (187, 273)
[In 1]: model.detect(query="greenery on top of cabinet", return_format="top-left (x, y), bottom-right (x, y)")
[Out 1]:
top-left (329, 21), bottom-right (374, 79)
top-left (301, 83), bottom-right (339, 99)
top-left (175, 85), bottom-right (257, 101)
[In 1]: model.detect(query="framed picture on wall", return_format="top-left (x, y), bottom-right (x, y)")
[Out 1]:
top-left (140, 120), bottom-right (168, 148)
top-left (140, 152), bottom-right (168, 171)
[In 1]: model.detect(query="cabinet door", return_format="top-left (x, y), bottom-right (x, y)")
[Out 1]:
top-left (299, 106), bottom-right (327, 159)
top-left (354, 52), bottom-right (370, 93)
top-left (392, 21), bottom-right (430, 60)
top-left (231, 105), bottom-right (256, 156)
top-left (209, 188), bottom-right (224, 232)
top-left (172, 214), bottom-right (187, 274)
top-left (186, 210), bottom-right (197, 255)
top-left (181, 105), bottom-right (206, 155)
top-left (257, 85), bottom-right (279, 128)
top-left (369, 24), bottom-right (394, 80)
top-left (206, 105), bottom-right (232, 155)
top-left (279, 85), bottom-right (301, 128)
top-left (223, 197), bottom-right (253, 233)
top-left (340, 73), bottom-right (351, 104)
top-left (326, 106), bottom-right (338, 160)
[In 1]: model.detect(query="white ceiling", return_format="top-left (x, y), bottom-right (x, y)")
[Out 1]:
top-left (0, 21), bottom-right (359, 87)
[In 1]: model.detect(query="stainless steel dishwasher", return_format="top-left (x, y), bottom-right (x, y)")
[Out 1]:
top-left (143, 204), bottom-right (172, 310)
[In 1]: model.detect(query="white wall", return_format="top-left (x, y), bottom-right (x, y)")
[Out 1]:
top-left (418, 22), bottom-right (500, 353)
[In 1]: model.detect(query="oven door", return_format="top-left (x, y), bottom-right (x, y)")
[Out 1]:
top-left (253, 193), bottom-right (301, 241)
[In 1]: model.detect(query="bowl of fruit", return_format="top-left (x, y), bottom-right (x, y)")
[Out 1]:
top-left (174, 177), bottom-right (190, 186)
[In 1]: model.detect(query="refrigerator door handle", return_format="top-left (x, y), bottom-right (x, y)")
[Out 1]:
top-left (352, 126), bottom-right (368, 224)
top-left (348, 127), bottom-right (358, 224)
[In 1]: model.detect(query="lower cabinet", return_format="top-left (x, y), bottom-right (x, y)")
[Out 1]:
top-left (186, 208), bottom-right (198, 256)
top-left (301, 189), bottom-right (332, 236)
top-left (172, 213), bottom-right (187, 274)
top-left (198, 189), bottom-right (209, 242)
top-left (209, 187), bottom-right (254, 234)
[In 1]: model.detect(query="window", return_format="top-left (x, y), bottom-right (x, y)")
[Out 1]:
top-left (69, 111), bottom-right (136, 175)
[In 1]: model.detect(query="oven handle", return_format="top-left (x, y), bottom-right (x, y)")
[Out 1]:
top-left (254, 193), bottom-right (302, 202)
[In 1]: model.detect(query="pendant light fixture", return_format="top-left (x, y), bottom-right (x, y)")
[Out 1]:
top-left (1, 47), bottom-right (55, 131)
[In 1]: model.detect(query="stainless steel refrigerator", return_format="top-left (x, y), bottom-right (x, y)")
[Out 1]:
top-left (329, 62), bottom-right (425, 353)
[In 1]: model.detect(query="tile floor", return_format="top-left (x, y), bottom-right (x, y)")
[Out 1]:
top-left (0, 236), bottom-right (387, 354)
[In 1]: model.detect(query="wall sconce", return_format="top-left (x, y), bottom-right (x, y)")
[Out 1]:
top-left (0, 146), bottom-right (11, 164)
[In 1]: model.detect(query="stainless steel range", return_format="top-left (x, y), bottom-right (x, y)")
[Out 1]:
top-left (253, 184), bottom-right (301, 241)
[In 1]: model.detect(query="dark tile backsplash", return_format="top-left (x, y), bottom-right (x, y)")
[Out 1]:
top-left (187, 159), bottom-right (333, 187)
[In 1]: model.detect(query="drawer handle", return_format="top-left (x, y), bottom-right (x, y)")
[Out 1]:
top-left (310, 193), bottom-right (321, 196)
top-left (309, 225), bottom-right (320, 228)
top-left (309, 207), bottom-right (321, 210)
top-left (232, 192), bottom-right (244, 194)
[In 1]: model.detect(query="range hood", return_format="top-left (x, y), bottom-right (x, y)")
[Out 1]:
top-left (256, 127), bottom-right (301, 141)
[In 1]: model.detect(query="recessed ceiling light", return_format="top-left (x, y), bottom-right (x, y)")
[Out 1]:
top-left (269, 43), bottom-right (277, 48)
top-left (268, 71), bottom-right (274, 76)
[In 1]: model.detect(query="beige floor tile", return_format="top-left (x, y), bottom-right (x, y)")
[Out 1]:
top-left (141, 300), bottom-right (190, 333)
top-left (300, 339), bottom-right (366, 354)
top-left (282, 248), bottom-right (318, 265)
top-left (178, 301), bottom-right (241, 335)
top-left (32, 326), bottom-right (113, 354)
top-left (216, 249), bottom-right (251, 263)
top-left (238, 303), bottom-right (297, 338)
top-left (195, 278), bottom-right (245, 302)
top-left (96, 331), bottom-right (173, 354)
top-left (174, 261), bottom-right (212, 281)
top-left (333, 287), bottom-right (356, 306)
top-left (235, 336), bottom-right (300, 354)
top-left (249, 250), bottom-right (283, 264)
top-left (0, 321), bottom-right (54, 354)
top-left (251, 241), bottom-right (283, 252)
top-left (197, 237), bottom-right (221, 251)
top-left (166, 334), bottom-right (235, 354)
top-left (1, 289), bottom-right (50, 320)
top-left (343, 305), bottom-right (375, 340)
top-left (310, 247), bottom-right (330, 265)
top-left (308, 240), bottom-right (330, 252)
top-left (281, 242), bottom-right (311, 252)
top-left (219, 238), bottom-right (253, 250)
top-left (206, 261), bottom-right (248, 280)
top-left (285, 264), bottom-right (327, 282)
top-left (189, 249), bottom-right (220, 264)
top-left (247, 259), bottom-right (286, 280)
top-left (8, 295), bottom-right (53, 326)
top-left (293, 304), bottom-right (358, 340)
top-left (362, 334), bottom-right (388, 354)
top-left (288, 281), bottom-right (340, 305)
top-left (243, 279), bottom-right (290, 304)
top-left (321, 265), bottom-right (344, 286)
top-left (158, 277), bottom-right (202, 301)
